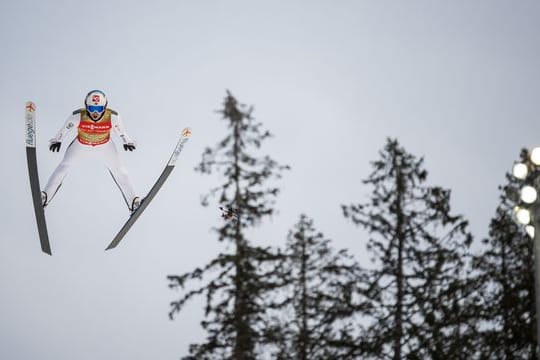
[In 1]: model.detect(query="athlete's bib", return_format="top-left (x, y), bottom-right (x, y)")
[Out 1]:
top-left (77, 109), bottom-right (113, 146)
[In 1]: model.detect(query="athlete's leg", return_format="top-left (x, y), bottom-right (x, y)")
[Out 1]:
top-left (43, 140), bottom-right (85, 205)
top-left (101, 141), bottom-right (137, 210)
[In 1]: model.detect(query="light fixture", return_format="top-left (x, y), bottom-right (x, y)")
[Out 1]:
top-left (531, 147), bottom-right (540, 165)
top-left (513, 162), bottom-right (528, 180)
top-left (526, 225), bottom-right (535, 239)
top-left (521, 185), bottom-right (538, 204)
top-left (515, 207), bottom-right (532, 225)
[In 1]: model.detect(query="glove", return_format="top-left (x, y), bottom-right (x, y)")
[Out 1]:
top-left (123, 143), bottom-right (136, 152)
top-left (49, 142), bottom-right (61, 152)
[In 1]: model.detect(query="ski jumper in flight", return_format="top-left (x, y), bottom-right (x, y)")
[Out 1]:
top-left (42, 90), bottom-right (141, 212)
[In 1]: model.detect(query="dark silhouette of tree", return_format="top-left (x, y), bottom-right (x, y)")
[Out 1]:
top-left (266, 214), bottom-right (374, 360)
top-left (473, 150), bottom-right (536, 359)
top-left (167, 91), bottom-right (289, 359)
top-left (342, 138), bottom-right (477, 359)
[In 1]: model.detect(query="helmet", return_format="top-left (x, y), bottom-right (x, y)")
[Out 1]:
top-left (85, 90), bottom-right (108, 121)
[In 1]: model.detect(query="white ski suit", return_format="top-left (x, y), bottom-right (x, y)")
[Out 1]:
top-left (43, 108), bottom-right (137, 209)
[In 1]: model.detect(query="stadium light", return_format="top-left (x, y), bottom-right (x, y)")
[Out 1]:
top-left (513, 162), bottom-right (528, 180)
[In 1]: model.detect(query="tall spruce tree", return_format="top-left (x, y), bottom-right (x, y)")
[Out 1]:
top-left (342, 138), bottom-right (477, 359)
top-left (267, 214), bottom-right (373, 360)
top-left (167, 91), bottom-right (289, 359)
top-left (473, 150), bottom-right (536, 359)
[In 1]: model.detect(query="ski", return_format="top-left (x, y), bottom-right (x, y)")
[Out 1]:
top-left (25, 101), bottom-right (52, 255)
top-left (105, 127), bottom-right (192, 250)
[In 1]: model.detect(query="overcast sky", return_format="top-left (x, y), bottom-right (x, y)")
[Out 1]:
top-left (2, 1), bottom-right (540, 359)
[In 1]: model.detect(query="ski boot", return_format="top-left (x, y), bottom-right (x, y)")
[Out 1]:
top-left (41, 191), bottom-right (48, 208)
top-left (131, 197), bottom-right (143, 215)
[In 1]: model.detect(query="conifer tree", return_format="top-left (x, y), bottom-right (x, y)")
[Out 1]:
top-left (267, 214), bottom-right (373, 360)
top-left (168, 91), bottom-right (289, 359)
top-left (473, 151), bottom-right (536, 358)
top-left (342, 138), bottom-right (477, 359)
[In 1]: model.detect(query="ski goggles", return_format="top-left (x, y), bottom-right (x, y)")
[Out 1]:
top-left (87, 105), bottom-right (105, 113)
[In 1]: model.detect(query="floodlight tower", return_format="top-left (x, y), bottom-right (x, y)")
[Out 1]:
top-left (511, 147), bottom-right (540, 355)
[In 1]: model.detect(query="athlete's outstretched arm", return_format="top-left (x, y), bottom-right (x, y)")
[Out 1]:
top-left (112, 113), bottom-right (136, 151)
top-left (49, 113), bottom-right (79, 152)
